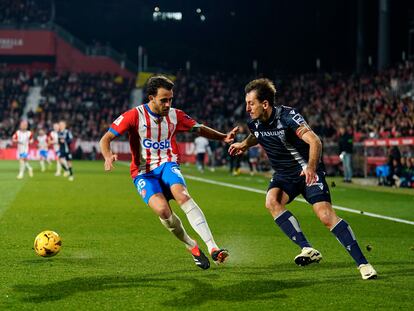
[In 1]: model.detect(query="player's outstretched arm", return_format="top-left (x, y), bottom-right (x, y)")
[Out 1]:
top-left (196, 125), bottom-right (239, 143)
top-left (300, 130), bottom-right (322, 185)
top-left (228, 133), bottom-right (258, 156)
top-left (99, 131), bottom-right (118, 171)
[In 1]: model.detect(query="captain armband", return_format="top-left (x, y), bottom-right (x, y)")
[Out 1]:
top-left (295, 123), bottom-right (312, 138)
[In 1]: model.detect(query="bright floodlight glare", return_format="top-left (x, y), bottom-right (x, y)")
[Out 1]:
top-left (154, 6), bottom-right (160, 12)
top-left (196, 8), bottom-right (201, 14)
top-left (200, 15), bottom-right (206, 21)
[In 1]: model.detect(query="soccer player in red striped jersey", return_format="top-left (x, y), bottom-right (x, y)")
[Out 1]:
top-left (100, 75), bottom-right (238, 270)
top-left (12, 120), bottom-right (34, 179)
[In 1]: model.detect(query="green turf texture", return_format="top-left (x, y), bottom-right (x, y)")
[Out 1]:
top-left (0, 160), bottom-right (413, 311)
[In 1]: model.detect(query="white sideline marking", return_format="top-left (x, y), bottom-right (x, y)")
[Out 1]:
top-left (185, 175), bottom-right (414, 226)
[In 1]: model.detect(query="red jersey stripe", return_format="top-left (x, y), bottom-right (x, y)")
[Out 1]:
top-left (166, 115), bottom-right (173, 162)
top-left (143, 108), bottom-right (152, 173)
top-left (156, 119), bottom-right (162, 166)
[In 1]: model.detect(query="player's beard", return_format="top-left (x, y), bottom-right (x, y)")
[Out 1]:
top-left (160, 108), bottom-right (170, 116)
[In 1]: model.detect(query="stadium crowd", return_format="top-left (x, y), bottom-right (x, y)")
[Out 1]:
top-left (276, 61), bottom-right (414, 142)
top-left (27, 71), bottom-right (134, 140)
top-left (0, 61), bottom-right (413, 183)
top-left (1, 62), bottom-right (413, 141)
top-left (380, 147), bottom-right (414, 188)
top-left (0, 0), bottom-right (50, 25)
top-left (0, 69), bottom-right (30, 139)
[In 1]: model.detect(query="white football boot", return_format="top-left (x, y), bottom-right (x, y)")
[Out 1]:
top-left (358, 263), bottom-right (377, 280)
top-left (294, 247), bottom-right (322, 266)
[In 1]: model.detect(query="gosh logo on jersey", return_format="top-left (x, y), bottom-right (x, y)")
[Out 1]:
top-left (142, 139), bottom-right (171, 150)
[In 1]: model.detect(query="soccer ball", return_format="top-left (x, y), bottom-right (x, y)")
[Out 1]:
top-left (34, 230), bottom-right (62, 257)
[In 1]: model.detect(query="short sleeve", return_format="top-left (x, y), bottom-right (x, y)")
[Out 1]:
top-left (284, 109), bottom-right (310, 137)
top-left (109, 108), bottom-right (138, 137)
top-left (67, 131), bottom-right (73, 142)
top-left (175, 109), bottom-right (197, 132)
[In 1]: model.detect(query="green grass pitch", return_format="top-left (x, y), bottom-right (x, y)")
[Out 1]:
top-left (0, 160), bottom-right (413, 310)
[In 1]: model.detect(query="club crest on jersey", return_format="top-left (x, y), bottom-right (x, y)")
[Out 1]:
top-left (142, 138), bottom-right (170, 150)
top-left (254, 131), bottom-right (259, 138)
top-left (154, 117), bottom-right (163, 125)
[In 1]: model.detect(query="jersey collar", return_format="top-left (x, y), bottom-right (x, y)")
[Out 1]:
top-left (263, 106), bottom-right (279, 126)
top-left (144, 103), bottom-right (162, 119)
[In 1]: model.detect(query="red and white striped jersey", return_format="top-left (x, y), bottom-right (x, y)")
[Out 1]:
top-left (12, 130), bottom-right (33, 154)
top-left (109, 104), bottom-right (197, 178)
top-left (37, 134), bottom-right (48, 150)
top-left (48, 131), bottom-right (59, 151)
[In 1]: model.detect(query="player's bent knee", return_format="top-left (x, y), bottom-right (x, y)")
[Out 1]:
top-left (175, 195), bottom-right (191, 206)
top-left (171, 185), bottom-right (191, 205)
top-left (148, 195), bottom-right (171, 219)
top-left (314, 203), bottom-right (339, 228)
top-left (265, 199), bottom-right (285, 216)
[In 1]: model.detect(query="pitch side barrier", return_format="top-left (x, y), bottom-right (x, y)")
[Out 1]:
top-left (363, 137), bottom-right (414, 177)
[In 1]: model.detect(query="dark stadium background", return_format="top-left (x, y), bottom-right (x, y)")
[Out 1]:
top-left (54, 0), bottom-right (414, 74)
top-left (1, 0), bottom-right (413, 183)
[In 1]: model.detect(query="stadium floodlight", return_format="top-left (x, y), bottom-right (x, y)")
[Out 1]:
top-left (153, 11), bottom-right (182, 22)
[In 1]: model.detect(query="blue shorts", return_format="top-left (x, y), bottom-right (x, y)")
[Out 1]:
top-left (268, 170), bottom-right (331, 205)
top-left (133, 162), bottom-right (186, 205)
top-left (18, 152), bottom-right (29, 159)
top-left (39, 150), bottom-right (48, 158)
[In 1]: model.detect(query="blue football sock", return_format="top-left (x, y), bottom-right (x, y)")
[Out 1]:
top-left (331, 219), bottom-right (368, 266)
top-left (274, 210), bottom-right (311, 249)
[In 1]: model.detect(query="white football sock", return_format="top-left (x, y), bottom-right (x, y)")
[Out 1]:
top-left (40, 160), bottom-right (45, 172)
top-left (160, 213), bottom-right (196, 249)
top-left (56, 160), bottom-right (62, 174)
top-left (25, 162), bottom-right (32, 170)
top-left (19, 161), bottom-right (25, 175)
top-left (180, 199), bottom-right (218, 253)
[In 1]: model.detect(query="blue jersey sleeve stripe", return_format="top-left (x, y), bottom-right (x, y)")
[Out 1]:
top-left (109, 127), bottom-right (120, 136)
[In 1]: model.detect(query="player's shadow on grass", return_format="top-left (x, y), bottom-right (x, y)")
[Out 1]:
top-left (13, 270), bottom-right (307, 305)
top-left (13, 263), bottom-right (414, 305)
top-left (13, 274), bottom-right (178, 303)
top-left (161, 278), bottom-right (304, 307)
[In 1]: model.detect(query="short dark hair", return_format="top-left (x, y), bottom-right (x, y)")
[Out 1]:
top-left (146, 75), bottom-right (174, 97)
top-left (244, 78), bottom-right (276, 105)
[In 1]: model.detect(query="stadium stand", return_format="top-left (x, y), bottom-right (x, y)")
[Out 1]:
top-left (0, 0), bottom-right (50, 25)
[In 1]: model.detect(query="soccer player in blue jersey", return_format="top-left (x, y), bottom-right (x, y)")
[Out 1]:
top-left (229, 78), bottom-right (377, 280)
top-left (58, 120), bottom-right (74, 181)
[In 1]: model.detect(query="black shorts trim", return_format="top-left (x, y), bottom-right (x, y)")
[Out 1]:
top-left (59, 153), bottom-right (73, 161)
top-left (267, 171), bottom-right (331, 205)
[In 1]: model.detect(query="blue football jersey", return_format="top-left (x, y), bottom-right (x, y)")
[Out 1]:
top-left (247, 105), bottom-right (324, 179)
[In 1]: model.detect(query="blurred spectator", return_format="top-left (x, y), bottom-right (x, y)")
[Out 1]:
top-left (389, 159), bottom-right (403, 187)
top-left (0, 0), bottom-right (51, 25)
top-left (0, 69), bottom-right (30, 139)
top-left (338, 126), bottom-right (354, 182)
